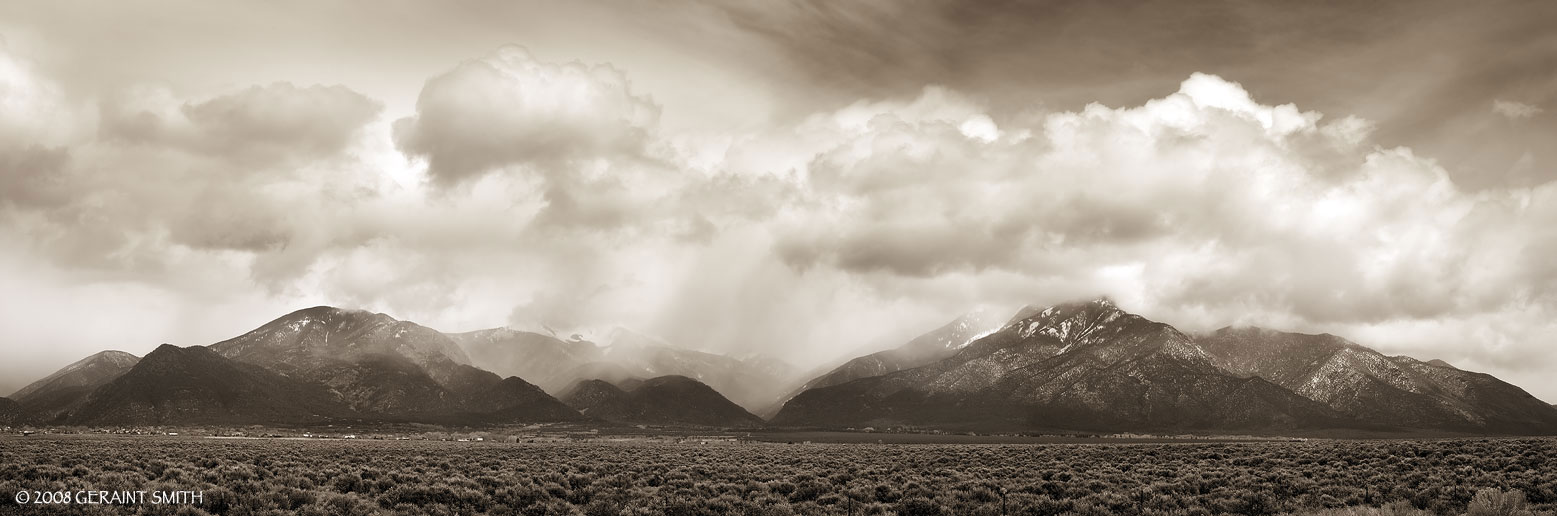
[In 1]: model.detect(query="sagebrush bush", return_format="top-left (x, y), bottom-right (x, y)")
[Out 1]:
top-left (1467, 488), bottom-right (1537, 516)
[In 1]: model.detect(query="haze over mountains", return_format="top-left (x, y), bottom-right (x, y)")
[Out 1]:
top-left (769, 308), bottom-right (1009, 417)
top-left (6, 300), bottom-right (1556, 435)
top-left (450, 327), bottom-right (797, 412)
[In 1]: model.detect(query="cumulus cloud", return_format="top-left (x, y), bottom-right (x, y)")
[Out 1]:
top-left (1492, 99), bottom-right (1543, 120)
top-left (393, 46), bottom-right (661, 186)
top-left (2, 54), bottom-right (390, 279)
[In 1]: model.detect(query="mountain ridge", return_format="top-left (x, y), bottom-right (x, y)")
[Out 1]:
top-left (200, 306), bottom-right (582, 422)
top-left (10, 301), bottom-right (1554, 435)
top-left (560, 375), bottom-right (764, 428)
top-left (9, 350), bottom-right (142, 423)
top-left (1198, 326), bottom-right (1557, 434)
top-left (66, 344), bottom-right (349, 425)
top-left (774, 299), bottom-right (1405, 433)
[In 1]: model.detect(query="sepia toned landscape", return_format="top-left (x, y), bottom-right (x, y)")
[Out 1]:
top-left (3, 300), bottom-right (1556, 515)
top-left (3, 0), bottom-right (1556, 514)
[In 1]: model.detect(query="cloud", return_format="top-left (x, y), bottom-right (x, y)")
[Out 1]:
top-left (4, 35), bottom-right (1557, 403)
top-left (99, 82), bottom-right (382, 168)
top-left (0, 43), bottom-right (78, 144)
top-left (393, 46), bottom-right (661, 186)
top-left (712, 0), bottom-right (1557, 190)
top-left (2, 63), bottom-right (390, 279)
top-left (0, 42), bottom-right (81, 209)
top-left (771, 75), bottom-right (1341, 277)
top-left (1492, 99), bottom-right (1543, 120)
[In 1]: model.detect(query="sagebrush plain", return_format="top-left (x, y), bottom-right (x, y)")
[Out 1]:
top-left (2, 436), bottom-right (1554, 516)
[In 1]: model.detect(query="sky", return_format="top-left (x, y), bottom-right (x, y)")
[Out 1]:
top-left (1, 0), bottom-right (1555, 401)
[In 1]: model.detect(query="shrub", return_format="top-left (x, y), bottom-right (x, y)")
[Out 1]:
top-left (1467, 489), bottom-right (1536, 516)
top-left (896, 496), bottom-right (948, 516)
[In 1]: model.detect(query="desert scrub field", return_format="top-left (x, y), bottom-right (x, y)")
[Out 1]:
top-left (0, 436), bottom-right (1553, 516)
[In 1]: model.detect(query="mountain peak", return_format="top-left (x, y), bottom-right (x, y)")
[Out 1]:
top-left (1047, 296), bottom-right (1119, 312)
top-left (211, 306), bottom-right (470, 372)
top-left (147, 343), bottom-right (184, 356)
top-left (637, 374), bottom-right (702, 389)
top-left (1008, 297), bottom-right (1141, 343)
top-left (140, 344), bottom-right (223, 367)
top-left (87, 349), bottom-right (139, 360)
top-left (280, 305), bottom-right (392, 325)
top-left (52, 350), bottom-right (140, 375)
top-left (10, 349), bottom-right (144, 403)
top-left (293, 305), bottom-right (375, 316)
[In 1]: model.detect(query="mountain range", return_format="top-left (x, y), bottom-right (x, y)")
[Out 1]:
top-left (9, 307), bottom-right (584, 426)
top-left (772, 299), bottom-right (1348, 431)
top-left (772, 299), bottom-right (1557, 435)
top-left (7, 299), bottom-right (1556, 435)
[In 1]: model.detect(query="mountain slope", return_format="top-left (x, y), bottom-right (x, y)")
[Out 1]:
top-left (10, 350), bottom-right (141, 423)
top-left (773, 299), bottom-right (1349, 432)
top-left (480, 376), bottom-right (588, 422)
top-left (776, 309), bottom-right (1008, 413)
top-left (12, 350), bottom-right (140, 400)
top-left (1198, 327), bottom-right (1557, 434)
top-left (66, 344), bottom-right (349, 425)
top-left (448, 328), bottom-right (605, 392)
top-left (0, 397), bottom-right (19, 425)
top-left (558, 380), bottom-right (636, 421)
top-left (202, 306), bottom-right (580, 422)
top-left (561, 375), bottom-right (764, 427)
top-left (302, 353), bottom-right (461, 416)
